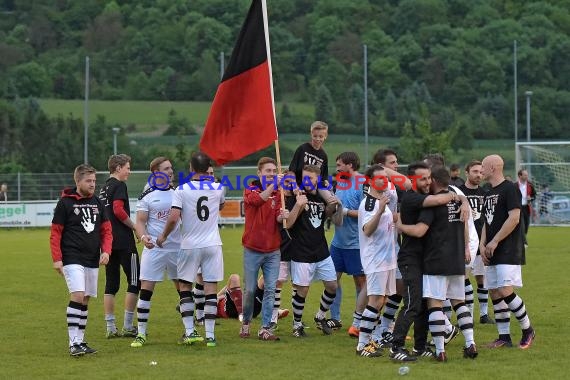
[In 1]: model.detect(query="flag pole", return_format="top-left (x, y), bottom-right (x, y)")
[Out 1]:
top-left (261, 0), bottom-right (288, 227)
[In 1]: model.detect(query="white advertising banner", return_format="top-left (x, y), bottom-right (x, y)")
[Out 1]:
top-left (0, 199), bottom-right (245, 228)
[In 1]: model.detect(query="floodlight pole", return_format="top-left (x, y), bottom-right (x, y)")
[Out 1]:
top-left (513, 40), bottom-right (519, 176)
top-left (525, 90), bottom-right (533, 178)
top-left (112, 127), bottom-right (120, 155)
top-left (363, 44), bottom-right (369, 166)
top-left (84, 56), bottom-right (90, 164)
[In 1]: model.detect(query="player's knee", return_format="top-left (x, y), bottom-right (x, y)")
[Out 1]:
top-left (325, 281), bottom-right (338, 294)
top-left (127, 283), bottom-right (140, 294)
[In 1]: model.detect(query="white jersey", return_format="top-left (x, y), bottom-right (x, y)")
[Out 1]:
top-left (172, 179), bottom-right (225, 249)
top-left (358, 196), bottom-right (397, 274)
top-left (136, 187), bottom-right (181, 251)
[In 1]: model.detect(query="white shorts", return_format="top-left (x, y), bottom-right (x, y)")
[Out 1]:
top-left (63, 264), bottom-right (98, 297)
top-left (423, 274), bottom-right (465, 301)
top-left (366, 269), bottom-right (396, 296)
top-left (178, 246), bottom-right (224, 283)
top-left (484, 265), bottom-right (523, 289)
top-left (471, 255), bottom-right (485, 276)
top-left (291, 256), bottom-right (337, 286)
top-left (278, 261), bottom-right (290, 282)
top-left (140, 247), bottom-right (178, 282)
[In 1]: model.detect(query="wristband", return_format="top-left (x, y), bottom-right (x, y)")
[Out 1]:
top-left (343, 207), bottom-right (349, 216)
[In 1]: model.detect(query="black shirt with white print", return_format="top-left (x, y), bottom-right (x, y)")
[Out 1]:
top-left (285, 193), bottom-right (330, 263)
top-left (483, 180), bottom-right (525, 265)
top-left (288, 143), bottom-right (329, 187)
top-left (460, 184), bottom-right (486, 256)
top-left (421, 189), bottom-right (465, 276)
top-left (52, 188), bottom-right (108, 268)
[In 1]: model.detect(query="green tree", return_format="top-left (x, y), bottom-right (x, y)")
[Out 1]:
top-left (315, 84), bottom-right (336, 124)
top-left (399, 106), bottom-right (455, 162)
top-left (10, 62), bottom-right (51, 97)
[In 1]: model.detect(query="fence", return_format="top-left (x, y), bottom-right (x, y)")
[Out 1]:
top-left (1, 167), bottom-right (568, 226)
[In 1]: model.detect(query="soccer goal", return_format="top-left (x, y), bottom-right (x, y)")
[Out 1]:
top-left (516, 141), bottom-right (570, 225)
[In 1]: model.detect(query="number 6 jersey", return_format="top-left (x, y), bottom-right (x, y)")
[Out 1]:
top-left (172, 178), bottom-right (225, 249)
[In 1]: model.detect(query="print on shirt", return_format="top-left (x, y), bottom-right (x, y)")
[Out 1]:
top-left (468, 196), bottom-right (484, 221)
top-left (448, 201), bottom-right (462, 222)
top-left (304, 152), bottom-right (324, 168)
top-left (485, 194), bottom-right (499, 225)
top-left (77, 205), bottom-right (97, 233)
top-left (308, 200), bottom-right (325, 228)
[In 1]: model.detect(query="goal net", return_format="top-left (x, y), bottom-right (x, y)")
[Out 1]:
top-left (516, 141), bottom-right (570, 225)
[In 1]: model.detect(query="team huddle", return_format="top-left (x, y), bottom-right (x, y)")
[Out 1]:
top-left (50, 121), bottom-right (535, 360)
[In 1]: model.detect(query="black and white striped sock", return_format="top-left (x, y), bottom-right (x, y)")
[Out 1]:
top-left (193, 283), bottom-right (205, 321)
top-left (204, 294), bottom-right (217, 339)
top-left (504, 292), bottom-right (531, 330)
top-left (315, 289), bottom-right (336, 320)
top-left (477, 285), bottom-right (489, 317)
top-left (428, 307), bottom-right (446, 355)
top-left (137, 289), bottom-right (153, 336)
top-left (492, 297), bottom-right (511, 336)
top-left (453, 302), bottom-right (474, 346)
top-left (464, 279), bottom-right (474, 317)
top-left (358, 305), bottom-right (378, 347)
top-left (292, 293), bottom-right (306, 323)
top-left (77, 304), bottom-right (87, 343)
top-left (179, 291), bottom-right (195, 335)
top-left (67, 301), bottom-right (82, 346)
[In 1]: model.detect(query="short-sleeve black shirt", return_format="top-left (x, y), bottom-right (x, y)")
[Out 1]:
top-left (288, 143), bottom-right (329, 187)
top-left (483, 180), bottom-right (525, 265)
top-left (52, 190), bottom-right (108, 268)
top-left (398, 190), bottom-right (429, 266)
top-left (285, 193), bottom-right (329, 263)
top-left (421, 190), bottom-right (466, 276)
top-left (99, 177), bottom-right (136, 252)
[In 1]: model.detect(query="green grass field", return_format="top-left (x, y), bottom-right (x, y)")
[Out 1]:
top-left (38, 99), bottom-right (315, 128)
top-left (1, 227), bottom-right (569, 379)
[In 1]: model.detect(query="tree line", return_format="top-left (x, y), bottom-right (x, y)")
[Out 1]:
top-left (1, 0), bottom-right (569, 142)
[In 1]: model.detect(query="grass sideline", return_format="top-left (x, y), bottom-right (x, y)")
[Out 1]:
top-left (1, 227), bottom-right (568, 379)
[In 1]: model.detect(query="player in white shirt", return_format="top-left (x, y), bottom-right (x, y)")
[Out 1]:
top-left (130, 157), bottom-right (181, 348)
top-left (356, 165), bottom-right (398, 357)
top-left (157, 151), bottom-right (225, 347)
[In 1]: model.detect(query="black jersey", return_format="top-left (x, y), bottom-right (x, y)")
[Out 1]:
top-left (51, 188), bottom-right (110, 268)
top-left (289, 143), bottom-right (329, 187)
top-left (99, 177), bottom-right (136, 252)
top-left (421, 189), bottom-right (466, 276)
top-left (459, 185), bottom-right (486, 237)
top-left (483, 180), bottom-right (525, 265)
top-left (285, 193), bottom-right (329, 263)
top-left (398, 190), bottom-right (430, 266)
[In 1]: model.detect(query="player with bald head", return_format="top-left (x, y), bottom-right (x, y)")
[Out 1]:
top-left (480, 155), bottom-right (535, 350)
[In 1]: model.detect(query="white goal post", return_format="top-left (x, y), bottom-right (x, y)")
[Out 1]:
top-left (516, 141), bottom-right (570, 225)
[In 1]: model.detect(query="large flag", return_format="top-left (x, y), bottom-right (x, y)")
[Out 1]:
top-left (200, 0), bottom-right (277, 165)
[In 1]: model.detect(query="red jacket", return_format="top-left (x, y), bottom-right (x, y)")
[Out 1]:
top-left (242, 184), bottom-right (282, 253)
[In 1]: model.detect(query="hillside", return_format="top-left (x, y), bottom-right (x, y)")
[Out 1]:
top-left (1, 0), bottom-right (569, 140)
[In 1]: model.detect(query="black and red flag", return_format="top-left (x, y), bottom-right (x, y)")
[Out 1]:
top-left (200, 0), bottom-right (277, 165)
